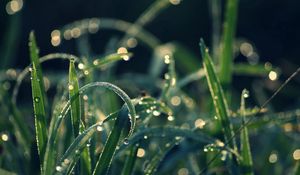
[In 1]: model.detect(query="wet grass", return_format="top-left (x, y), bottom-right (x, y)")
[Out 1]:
top-left (0, 0), bottom-right (300, 175)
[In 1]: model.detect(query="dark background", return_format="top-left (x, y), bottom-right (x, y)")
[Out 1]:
top-left (1, 0), bottom-right (300, 109)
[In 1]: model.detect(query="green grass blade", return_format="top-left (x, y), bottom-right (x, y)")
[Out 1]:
top-left (29, 31), bottom-right (47, 107)
top-left (200, 39), bottom-right (236, 150)
top-left (30, 62), bottom-right (48, 171)
top-left (239, 89), bottom-right (254, 175)
top-left (54, 112), bottom-right (117, 175)
top-left (92, 106), bottom-right (129, 175)
top-left (69, 59), bottom-right (81, 136)
top-left (121, 145), bottom-right (139, 175)
top-left (45, 82), bottom-right (135, 175)
top-left (90, 53), bottom-right (133, 70)
top-left (219, 0), bottom-right (239, 85)
top-left (79, 121), bottom-right (91, 175)
top-left (144, 140), bottom-right (177, 175)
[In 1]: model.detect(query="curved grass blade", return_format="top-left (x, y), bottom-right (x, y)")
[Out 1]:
top-left (30, 62), bottom-right (48, 171)
top-left (69, 59), bottom-right (81, 136)
top-left (121, 145), bottom-right (139, 175)
top-left (200, 39), bottom-right (237, 151)
top-left (53, 111), bottom-right (118, 175)
top-left (239, 89), bottom-right (254, 175)
top-left (92, 106), bottom-right (129, 175)
top-left (60, 18), bottom-right (160, 49)
top-left (44, 82), bottom-right (136, 175)
top-left (219, 0), bottom-right (239, 85)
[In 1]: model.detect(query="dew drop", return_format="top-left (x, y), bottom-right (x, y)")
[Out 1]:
top-left (144, 135), bottom-right (148, 139)
top-left (68, 84), bottom-right (74, 90)
top-left (96, 126), bottom-right (103, 132)
top-left (63, 158), bottom-right (70, 165)
top-left (242, 89), bottom-right (250, 98)
top-left (34, 97), bottom-right (40, 103)
top-left (56, 166), bottom-right (63, 172)
top-left (75, 150), bottom-right (80, 154)
top-left (203, 148), bottom-right (208, 152)
top-left (152, 110), bottom-right (161, 116)
top-left (123, 138), bottom-right (129, 145)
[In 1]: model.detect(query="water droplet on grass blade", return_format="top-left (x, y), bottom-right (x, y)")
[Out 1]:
top-left (242, 89), bottom-right (250, 98)
top-left (34, 97), bottom-right (40, 103)
top-left (56, 166), bottom-right (63, 172)
top-left (124, 138), bottom-right (129, 145)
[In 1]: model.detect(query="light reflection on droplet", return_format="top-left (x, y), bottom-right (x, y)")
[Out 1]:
top-left (169, 0), bottom-right (181, 5)
top-left (56, 166), bottom-right (63, 172)
top-left (63, 29), bottom-right (72, 40)
top-left (137, 148), bottom-right (146, 158)
top-left (117, 47), bottom-right (128, 54)
top-left (269, 153), bottom-right (278, 163)
top-left (171, 96), bottom-right (181, 106)
top-left (68, 84), bottom-right (74, 90)
top-left (167, 115), bottom-right (175, 121)
top-left (51, 30), bottom-right (61, 47)
top-left (268, 71), bottom-right (278, 81)
top-left (240, 42), bottom-right (253, 57)
top-left (153, 110), bottom-right (161, 116)
top-left (71, 27), bottom-right (81, 38)
top-left (293, 149), bottom-right (300, 160)
top-left (177, 168), bottom-right (189, 175)
top-left (164, 55), bottom-right (171, 64)
top-left (194, 118), bottom-right (206, 129)
top-left (78, 63), bottom-right (84, 70)
top-left (6, 0), bottom-right (23, 15)
top-left (1, 134), bottom-right (9, 142)
top-left (126, 38), bottom-right (138, 48)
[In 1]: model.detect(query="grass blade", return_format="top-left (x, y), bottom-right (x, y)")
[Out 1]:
top-left (79, 121), bottom-right (92, 175)
top-left (200, 39), bottom-right (237, 151)
top-left (219, 0), bottom-right (239, 85)
top-left (69, 59), bottom-right (81, 136)
top-left (30, 62), bottom-right (48, 171)
top-left (121, 145), bottom-right (139, 175)
top-left (239, 89), bottom-right (254, 175)
top-left (29, 31), bottom-right (47, 108)
top-left (92, 106), bottom-right (129, 175)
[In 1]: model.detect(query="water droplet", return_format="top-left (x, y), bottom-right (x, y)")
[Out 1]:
top-left (144, 135), bottom-right (148, 139)
top-left (97, 126), bottom-right (103, 132)
top-left (86, 143), bottom-right (91, 147)
top-left (164, 55), bottom-right (170, 64)
top-left (242, 89), bottom-right (250, 98)
top-left (63, 158), bottom-right (70, 165)
top-left (203, 148), bottom-right (208, 152)
top-left (93, 59), bottom-right (99, 66)
top-left (78, 63), bottom-right (84, 70)
top-left (167, 115), bottom-right (175, 121)
top-left (146, 109), bottom-right (151, 114)
top-left (164, 73), bottom-right (170, 80)
top-left (56, 166), bottom-right (63, 172)
top-left (1, 134), bottom-right (9, 141)
top-left (123, 138), bottom-right (129, 145)
top-left (68, 84), bottom-right (74, 90)
top-left (75, 150), bottom-right (80, 154)
top-left (28, 67), bottom-right (33, 72)
top-left (135, 115), bottom-right (140, 119)
top-left (34, 97), bottom-right (40, 103)
top-left (152, 110), bottom-right (161, 116)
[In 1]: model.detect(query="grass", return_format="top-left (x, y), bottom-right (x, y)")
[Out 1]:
top-left (0, 0), bottom-right (300, 175)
